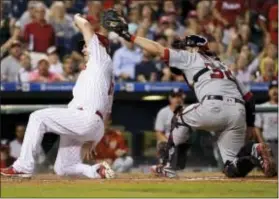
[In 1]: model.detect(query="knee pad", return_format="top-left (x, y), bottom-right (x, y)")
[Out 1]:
top-left (237, 141), bottom-right (256, 158)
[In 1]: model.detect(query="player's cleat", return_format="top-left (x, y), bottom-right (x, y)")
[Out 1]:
top-left (255, 143), bottom-right (277, 177)
top-left (150, 165), bottom-right (177, 178)
top-left (98, 161), bottom-right (115, 179)
top-left (0, 167), bottom-right (32, 178)
top-left (150, 164), bottom-right (164, 176)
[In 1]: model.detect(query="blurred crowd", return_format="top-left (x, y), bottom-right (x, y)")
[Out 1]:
top-left (0, 0), bottom-right (278, 84)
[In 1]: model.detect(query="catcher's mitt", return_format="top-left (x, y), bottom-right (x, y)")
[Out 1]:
top-left (102, 9), bottom-right (128, 33)
top-left (102, 9), bottom-right (132, 41)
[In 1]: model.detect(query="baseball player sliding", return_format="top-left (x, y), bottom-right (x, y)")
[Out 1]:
top-left (102, 9), bottom-right (277, 178)
top-left (1, 14), bottom-right (115, 179)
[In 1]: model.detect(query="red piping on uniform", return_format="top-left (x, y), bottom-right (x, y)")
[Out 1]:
top-left (243, 92), bottom-right (253, 101)
top-left (161, 48), bottom-right (169, 65)
top-left (96, 33), bottom-right (109, 48)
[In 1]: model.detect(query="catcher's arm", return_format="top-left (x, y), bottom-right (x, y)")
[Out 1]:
top-left (132, 36), bottom-right (166, 58)
top-left (102, 9), bottom-right (165, 58)
top-left (74, 14), bottom-right (94, 46)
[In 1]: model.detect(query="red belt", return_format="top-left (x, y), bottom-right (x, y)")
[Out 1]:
top-left (77, 107), bottom-right (103, 120)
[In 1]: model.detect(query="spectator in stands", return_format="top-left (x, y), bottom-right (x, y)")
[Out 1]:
top-left (113, 40), bottom-right (142, 81)
top-left (260, 43), bottom-right (278, 76)
top-left (255, 80), bottom-right (278, 166)
top-left (0, 140), bottom-right (14, 169)
top-left (238, 24), bottom-right (259, 55)
top-left (213, 0), bottom-right (248, 27)
top-left (1, 40), bottom-right (22, 82)
top-left (24, 2), bottom-right (55, 53)
top-left (235, 53), bottom-right (254, 84)
top-left (18, 1), bottom-right (38, 31)
top-left (9, 124), bottom-right (46, 166)
top-left (256, 57), bottom-right (278, 82)
top-left (94, 117), bottom-right (133, 173)
top-left (184, 10), bottom-right (203, 36)
top-left (47, 46), bottom-right (63, 75)
top-left (136, 4), bottom-right (157, 40)
top-left (65, 0), bottom-right (84, 17)
top-left (62, 56), bottom-right (78, 82)
top-left (0, 0), bottom-right (21, 58)
top-left (196, 1), bottom-right (213, 35)
top-left (18, 51), bottom-right (33, 83)
top-left (207, 36), bottom-right (225, 59)
top-left (154, 88), bottom-right (186, 143)
top-left (49, 1), bottom-right (77, 57)
top-left (225, 29), bottom-right (243, 63)
top-left (268, 4), bottom-right (278, 45)
top-left (29, 58), bottom-right (64, 83)
top-left (9, 125), bottom-right (26, 160)
top-left (135, 50), bottom-right (158, 82)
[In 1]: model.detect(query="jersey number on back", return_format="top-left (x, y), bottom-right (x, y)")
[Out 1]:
top-left (205, 63), bottom-right (234, 80)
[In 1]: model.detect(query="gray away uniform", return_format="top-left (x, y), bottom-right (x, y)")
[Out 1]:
top-left (167, 49), bottom-right (248, 163)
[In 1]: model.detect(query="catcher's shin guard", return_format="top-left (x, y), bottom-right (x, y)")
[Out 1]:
top-left (223, 141), bottom-right (262, 178)
top-left (169, 143), bottom-right (190, 170)
top-left (223, 156), bottom-right (255, 178)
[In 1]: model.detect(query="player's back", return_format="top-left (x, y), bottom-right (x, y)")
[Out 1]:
top-left (68, 34), bottom-right (114, 118)
top-left (168, 49), bottom-right (243, 102)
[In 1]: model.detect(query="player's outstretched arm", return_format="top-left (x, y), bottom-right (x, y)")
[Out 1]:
top-left (132, 36), bottom-right (165, 58)
top-left (102, 9), bottom-right (166, 58)
top-left (74, 14), bottom-right (94, 46)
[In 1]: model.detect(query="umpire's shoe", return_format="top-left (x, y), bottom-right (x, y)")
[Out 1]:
top-left (255, 143), bottom-right (277, 177)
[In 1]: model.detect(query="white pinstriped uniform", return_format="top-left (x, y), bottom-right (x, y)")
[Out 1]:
top-left (13, 34), bottom-right (114, 178)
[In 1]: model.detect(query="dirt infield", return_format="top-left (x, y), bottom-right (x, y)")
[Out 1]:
top-left (1, 171), bottom-right (278, 184)
top-left (1, 171), bottom-right (277, 197)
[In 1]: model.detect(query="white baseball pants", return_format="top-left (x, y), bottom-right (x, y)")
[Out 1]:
top-left (172, 98), bottom-right (246, 163)
top-left (13, 107), bottom-right (104, 178)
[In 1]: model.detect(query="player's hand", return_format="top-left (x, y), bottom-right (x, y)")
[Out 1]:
top-left (81, 141), bottom-right (96, 162)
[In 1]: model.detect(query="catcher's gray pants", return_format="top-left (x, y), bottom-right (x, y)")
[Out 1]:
top-left (172, 98), bottom-right (246, 163)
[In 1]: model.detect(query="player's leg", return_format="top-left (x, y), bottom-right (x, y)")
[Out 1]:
top-left (219, 106), bottom-right (277, 177)
top-left (53, 136), bottom-right (114, 179)
top-left (12, 108), bottom-right (103, 174)
top-left (112, 156), bottom-right (134, 173)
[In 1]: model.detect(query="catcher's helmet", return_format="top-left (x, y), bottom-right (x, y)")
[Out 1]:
top-left (184, 35), bottom-right (208, 47)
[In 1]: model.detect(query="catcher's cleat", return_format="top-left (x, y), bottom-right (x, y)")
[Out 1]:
top-left (0, 167), bottom-right (32, 178)
top-left (150, 165), bottom-right (177, 178)
top-left (255, 143), bottom-right (277, 177)
top-left (98, 161), bottom-right (115, 179)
